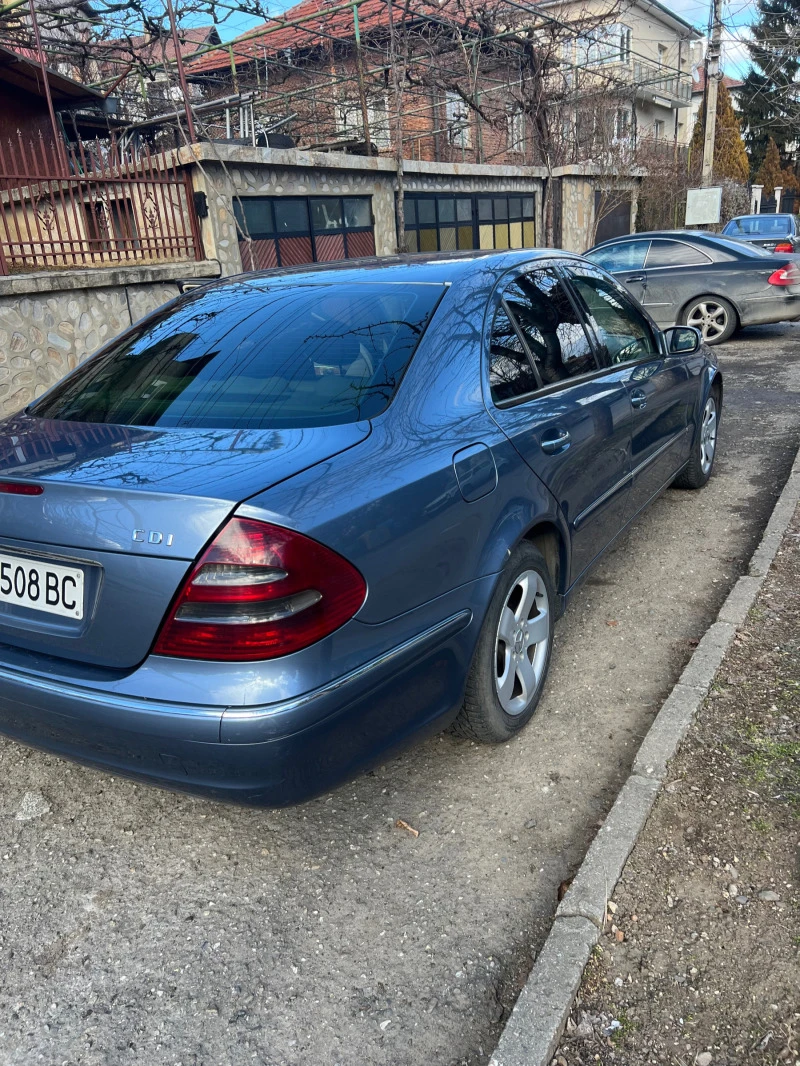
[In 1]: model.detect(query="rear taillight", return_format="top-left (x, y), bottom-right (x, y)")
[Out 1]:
top-left (768, 264), bottom-right (800, 286)
top-left (153, 517), bottom-right (366, 661)
top-left (0, 481), bottom-right (43, 495)
top-left (774, 242), bottom-right (794, 253)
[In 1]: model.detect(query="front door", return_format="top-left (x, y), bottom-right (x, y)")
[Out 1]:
top-left (484, 263), bottom-right (632, 583)
top-left (564, 262), bottom-right (694, 516)
top-left (637, 237), bottom-right (716, 329)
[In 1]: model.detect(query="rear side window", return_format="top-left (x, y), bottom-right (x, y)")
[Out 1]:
top-left (489, 267), bottom-right (598, 403)
top-left (585, 239), bottom-right (650, 272)
top-left (645, 240), bottom-right (711, 267)
top-left (30, 282), bottom-right (444, 429)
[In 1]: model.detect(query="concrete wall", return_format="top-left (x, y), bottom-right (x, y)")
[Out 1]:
top-left (0, 260), bottom-right (220, 418)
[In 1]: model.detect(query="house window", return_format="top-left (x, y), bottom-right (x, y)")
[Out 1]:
top-left (580, 23), bottom-right (632, 65)
top-left (614, 108), bottom-right (632, 142)
top-left (335, 96), bottom-right (391, 149)
top-left (653, 119), bottom-right (665, 140)
top-left (507, 108), bottom-right (526, 154)
top-left (334, 99), bottom-right (361, 139)
top-left (367, 95), bottom-right (391, 149)
top-left (233, 195), bottom-right (375, 271)
top-left (446, 92), bottom-right (472, 148)
top-left (620, 25), bottom-right (632, 63)
top-left (402, 193), bottom-right (535, 253)
top-left (658, 43), bottom-right (668, 67)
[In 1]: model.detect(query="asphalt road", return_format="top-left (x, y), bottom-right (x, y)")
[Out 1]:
top-left (1, 322), bottom-right (799, 1066)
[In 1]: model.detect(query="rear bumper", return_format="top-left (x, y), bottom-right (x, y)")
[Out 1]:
top-left (739, 292), bottom-right (800, 326)
top-left (0, 609), bottom-right (476, 806)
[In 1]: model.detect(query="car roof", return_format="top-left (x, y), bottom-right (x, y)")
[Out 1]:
top-left (726, 214), bottom-right (793, 221)
top-left (203, 249), bottom-right (581, 291)
top-left (592, 230), bottom-right (722, 246)
top-left (589, 229), bottom-right (761, 254)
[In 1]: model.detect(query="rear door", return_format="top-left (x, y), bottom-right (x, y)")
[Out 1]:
top-left (564, 262), bottom-right (694, 516)
top-left (484, 262), bottom-right (632, 582)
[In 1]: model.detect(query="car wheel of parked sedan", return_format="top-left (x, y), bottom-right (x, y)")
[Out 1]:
top-left (681, 296), bottom-right (736, 345)
top-left (452, 543), bottom-right (555, 743)
top-left (673, 386), bottom-right (720, 490)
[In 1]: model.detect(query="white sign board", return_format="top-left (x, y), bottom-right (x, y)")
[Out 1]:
top-left (685, 186), bottom-right (723, 226)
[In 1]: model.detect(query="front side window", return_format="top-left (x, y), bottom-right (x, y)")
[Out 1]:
top-left (585, 239), bottom-right (650, 272)
top-left (565, 265), bottom-right (659, 365)
top-left (645, 240), bottom-right (711, 267)
top-left (489, 267), bottom-right (598, 403)
top-left (30, 282), bottom-right (444, 429)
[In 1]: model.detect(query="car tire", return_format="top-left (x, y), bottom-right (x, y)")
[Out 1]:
top-left (681, 296), bottom-right (737, 345)
top-left (452, 543), bottom-right (555, 744)
top-left (673, 385), bottom-right (721, 490)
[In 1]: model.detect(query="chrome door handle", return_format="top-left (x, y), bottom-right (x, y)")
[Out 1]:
top-left (625, 274), bottom-right (646, 284)
top-left (541, 429), bottom-right (571, 454)
top-left (630, 389), bottom-right (647, 410)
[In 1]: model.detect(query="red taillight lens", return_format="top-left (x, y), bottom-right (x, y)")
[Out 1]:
top-left (0, 481), bottom-right (43, 495)
top-left (774, 242), bottom-right (793, 253)
top-left (153, 518), bottom-right (366, 661)
top-left (767, 265), bottom-right (800, 286)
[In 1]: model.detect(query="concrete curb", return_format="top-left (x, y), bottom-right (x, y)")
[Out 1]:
top-left (489, 445), bottom-right (800, 1066)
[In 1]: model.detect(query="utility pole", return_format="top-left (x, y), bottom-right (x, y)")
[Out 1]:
top-left (700, 0), bottom-right (723, 186)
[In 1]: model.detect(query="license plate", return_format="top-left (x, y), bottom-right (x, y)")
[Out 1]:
top-left (0, 552), bottom-right (84, 620)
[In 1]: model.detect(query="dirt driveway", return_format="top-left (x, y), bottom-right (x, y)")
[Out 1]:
top-left (1, 323), bottom-right (799, 1066)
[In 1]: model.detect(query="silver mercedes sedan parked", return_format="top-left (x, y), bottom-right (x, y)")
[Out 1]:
top-left (586, 229), bottom-right (800, 343)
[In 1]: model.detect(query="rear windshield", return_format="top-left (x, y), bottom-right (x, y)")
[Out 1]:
top-left (30, 281), bottom-right (444, 429)
top-left (706, 234), bottom-right (772, 257)
top-left (723, 215), bottom-right (793, 236)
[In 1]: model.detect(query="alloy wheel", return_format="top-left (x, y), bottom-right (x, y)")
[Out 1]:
top-left (686, 301), bottom-right (728, 343)
top-left (700, 396), bottom-right (718, 474)
top-left (494, 569), bottom-right (550, 716)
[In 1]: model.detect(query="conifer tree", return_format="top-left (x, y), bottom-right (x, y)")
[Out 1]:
top-left (737, 0), bottom-right (800, 172)
top-left (755, 137), bottom-right (784, 196)
top-left (690, 80), bottom-right (750, 185)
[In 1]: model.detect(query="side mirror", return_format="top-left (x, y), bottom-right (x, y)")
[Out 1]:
top-left (664, 325), bottom-right (701, 355)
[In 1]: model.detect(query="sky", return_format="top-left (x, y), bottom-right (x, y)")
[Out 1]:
top-left (211, 0), bottom-right (757, 77)
top-left (668, 0), bottom-right (755, 76)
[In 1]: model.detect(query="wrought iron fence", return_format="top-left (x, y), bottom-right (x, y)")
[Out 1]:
top-left (0, 131), bottom-right (203, 274)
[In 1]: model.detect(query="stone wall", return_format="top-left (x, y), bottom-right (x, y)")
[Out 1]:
top-left (0, 260), bottom-right (220, 419)
top-left (181, 143), bottom-right (548, 273)
top-left (558, 171), bottom-right (641, 252)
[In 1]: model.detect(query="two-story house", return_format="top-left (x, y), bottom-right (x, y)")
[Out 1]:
top-left (188, 0), bottom-right (698, 159)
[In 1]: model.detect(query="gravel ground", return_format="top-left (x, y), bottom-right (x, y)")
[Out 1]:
top-left (0, 324), bottom-right (799, 1066)
top-left (554, 502), bottom-right (800, 1066)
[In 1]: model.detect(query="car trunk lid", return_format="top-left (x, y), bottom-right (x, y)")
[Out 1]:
top-left (0, 414), bottom-right (369, 668)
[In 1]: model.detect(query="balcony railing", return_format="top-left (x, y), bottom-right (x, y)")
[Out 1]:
top-left (630, 59), bottom-right (692, 105)
top-left (0, 131), bottom-right (203, 275)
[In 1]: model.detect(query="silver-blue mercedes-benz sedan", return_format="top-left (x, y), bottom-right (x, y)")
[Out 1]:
top-left (0, 251), bottom-right (721, 805)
